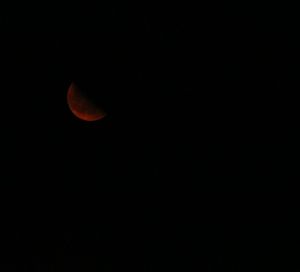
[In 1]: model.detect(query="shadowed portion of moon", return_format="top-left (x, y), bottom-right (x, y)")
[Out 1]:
top-left (67, 82), bottom-right (106, 121)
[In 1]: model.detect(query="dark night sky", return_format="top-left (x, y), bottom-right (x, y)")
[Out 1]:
top-left (1, 3), bottom-right (300, 271)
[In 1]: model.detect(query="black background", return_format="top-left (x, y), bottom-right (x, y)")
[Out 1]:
top-left (1, 3), bottom-right (300, 271)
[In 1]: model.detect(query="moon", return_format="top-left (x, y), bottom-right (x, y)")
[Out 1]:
top-left (67, 82), bottom-right (106, 122)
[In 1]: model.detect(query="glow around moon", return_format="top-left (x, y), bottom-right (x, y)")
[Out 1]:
top-left (67, 82), bottom-right (106, 122)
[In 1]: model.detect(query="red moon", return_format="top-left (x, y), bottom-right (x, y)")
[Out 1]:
top-left (67, 83), bottom-right (106, 122)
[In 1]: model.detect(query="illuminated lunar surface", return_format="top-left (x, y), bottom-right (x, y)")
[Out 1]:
top-left (67, 82), bottom-right (106, 122)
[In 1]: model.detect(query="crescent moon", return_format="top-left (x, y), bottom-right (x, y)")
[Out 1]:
top-left (67, 82), bottom-right (106, 122)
